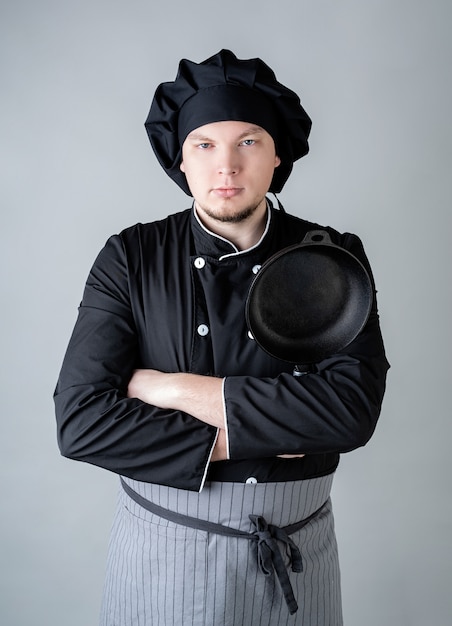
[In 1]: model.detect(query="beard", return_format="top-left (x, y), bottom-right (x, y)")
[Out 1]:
top-left (196, 199), bottom-right (263, 224)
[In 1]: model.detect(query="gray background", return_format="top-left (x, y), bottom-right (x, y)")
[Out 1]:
top-left (1, 1), bottom-right (451, 624)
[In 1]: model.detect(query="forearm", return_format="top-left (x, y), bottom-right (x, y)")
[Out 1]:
top-left (55, 379), bottom-right (219, 489)
top-left (127, 369), bottom-right (226, 429)
top-left (127, 369), bottom-right (229, 462)
top-left (56, 312), bottom-right (221, 489)
top-left (225, 319), bottom-right (389, 459)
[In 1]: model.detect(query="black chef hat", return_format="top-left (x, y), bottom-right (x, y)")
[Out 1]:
top-left (145, 49), bottom-right (312, 195)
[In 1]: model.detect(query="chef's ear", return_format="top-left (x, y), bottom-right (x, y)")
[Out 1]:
top-left (275, 155), bottom-right (281, 168)
top-left (180, 160), bottom-right (185, 173)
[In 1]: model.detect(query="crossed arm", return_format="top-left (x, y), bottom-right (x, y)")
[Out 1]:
top-left (127, 369), bottom-right (302, 461)
top-left (127, 369), bottom-right (228, 460)
top-left (55, 230), bottom-right (388, 492)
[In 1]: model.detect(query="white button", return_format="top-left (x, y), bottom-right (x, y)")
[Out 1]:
top-left (247, 331), bottom-right (254, 340)
top-left (245, 476), bottom-right (257, 485)
top-left (194, 257), bottom-right (206, 269)
top-left (252, 264), bottom-right (262, 274)
top-left (197, 324), bottom-right (209, 336)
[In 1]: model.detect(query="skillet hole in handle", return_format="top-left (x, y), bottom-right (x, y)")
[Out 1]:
top-left (301, 229), bottom-right (332, 244)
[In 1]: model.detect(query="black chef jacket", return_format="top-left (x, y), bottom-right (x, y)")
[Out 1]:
top-left (54, 203), bottom-right (389, 491)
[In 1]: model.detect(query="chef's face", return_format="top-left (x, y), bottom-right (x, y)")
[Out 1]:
top-left (180, 120), bottom-right (281, 226)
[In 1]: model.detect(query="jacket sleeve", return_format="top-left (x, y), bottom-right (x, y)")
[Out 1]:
top-left (224, 233), bottom-right (390, 459)
top-left (54, 235), bottom-right (218, 492)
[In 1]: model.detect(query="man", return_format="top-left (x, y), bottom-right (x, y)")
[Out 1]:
top-left (54, 50), bottom-right (389, 625)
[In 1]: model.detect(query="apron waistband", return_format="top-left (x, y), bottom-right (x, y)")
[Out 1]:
top-left (120, 477), bottom-right (327, 615)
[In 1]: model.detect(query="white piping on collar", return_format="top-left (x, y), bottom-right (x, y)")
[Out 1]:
top-left (193, 201), bottom-right (272, 260)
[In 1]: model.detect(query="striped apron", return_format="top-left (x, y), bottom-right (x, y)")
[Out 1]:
top-left (99, 474), bottom-right (342, 626)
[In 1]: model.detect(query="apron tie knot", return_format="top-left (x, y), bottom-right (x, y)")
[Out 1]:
top-left (249, 514), bottom-right (303, 615)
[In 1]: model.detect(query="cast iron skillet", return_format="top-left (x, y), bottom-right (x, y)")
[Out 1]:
top-left (246, 230), bottom-right (373, 364)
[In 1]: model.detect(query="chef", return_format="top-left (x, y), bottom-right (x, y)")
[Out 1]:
top-left (54, 49), bottom-right (389, 625)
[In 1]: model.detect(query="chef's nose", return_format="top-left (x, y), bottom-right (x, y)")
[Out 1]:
top-left (218, 147), bottom-right (239, 175)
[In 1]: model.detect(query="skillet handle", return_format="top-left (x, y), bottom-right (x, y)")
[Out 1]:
top-left (301, 230), bottom-right (332, 244)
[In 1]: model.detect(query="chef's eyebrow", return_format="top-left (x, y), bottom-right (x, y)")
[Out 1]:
top-left (237, 126), bottom-right (266, 138)
top-left (186, 125), bottom-right (266, 142)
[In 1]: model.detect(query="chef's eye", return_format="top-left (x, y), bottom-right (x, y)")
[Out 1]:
top-left (198, 142), bottom-right (211, 149)
top-left (241, 139), bottom-right (256, 146)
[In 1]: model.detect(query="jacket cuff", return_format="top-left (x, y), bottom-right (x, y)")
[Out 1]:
top-left (222, 377), bottom-right (230, 460)
top-left (198, 429), bottom-right (219, 492)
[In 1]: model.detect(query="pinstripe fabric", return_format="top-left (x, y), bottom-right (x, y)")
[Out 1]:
top-left (99, 475), bottom-right (342, 625)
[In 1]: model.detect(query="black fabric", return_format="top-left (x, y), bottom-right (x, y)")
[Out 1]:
top-left (54, 204), bottom-right (389, 492)
top-left (145, 49), bottom-right (312, 195)
top-left (177, 84), bottom-right (280, 147)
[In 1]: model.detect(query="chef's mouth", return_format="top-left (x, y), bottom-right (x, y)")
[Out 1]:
top-left (213, 187), bottom-right (243, 198)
